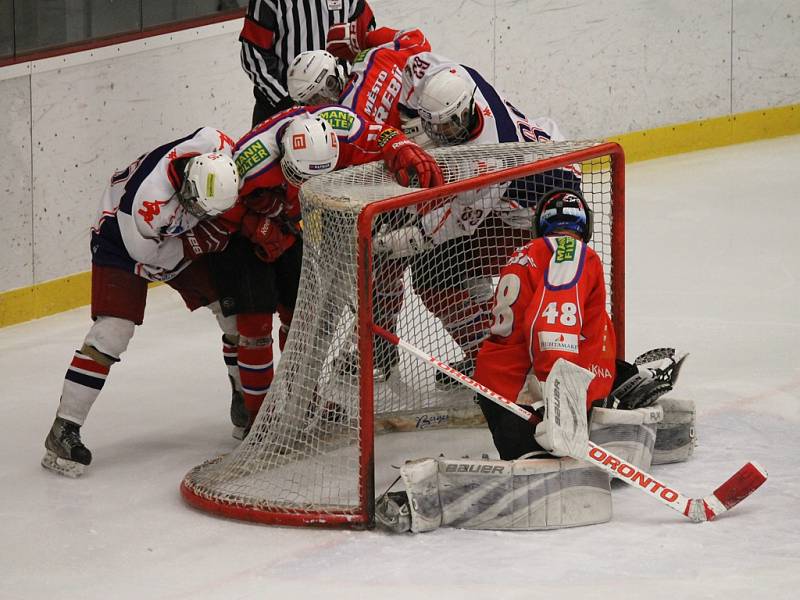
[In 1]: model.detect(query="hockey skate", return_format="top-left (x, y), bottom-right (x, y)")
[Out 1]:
top-left (375, 491), bottom-right (411, 533)
top-left (41, 417), bottom-right (92, 478)
top-left (333, 339), bottom-right (399, 383)
top-left (434, 357), bottom-right (475, 391)
top-left (229, 376), bottom-right (249, 441)
top-left (607, 348), bottom-right (689, 410)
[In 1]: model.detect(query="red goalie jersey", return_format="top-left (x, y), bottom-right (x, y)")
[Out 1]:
top-left (473, 235), bottom-right (617, 411)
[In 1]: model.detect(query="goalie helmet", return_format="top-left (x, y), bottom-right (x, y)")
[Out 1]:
top-left (287, 51), bottom-right (347, 105)
top-left (280, 116), bottom-right (339, 187)
top-left (416, 68), bottom-right (476, 145)
top-left (178, 152), bottom-right (239, 219)
top-left (534, 188), bottom-right (593, 243)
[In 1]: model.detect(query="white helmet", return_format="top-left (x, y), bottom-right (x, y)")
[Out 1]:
top-left (179, 152), bottom-right (239, 218)
top-left (287, 51), bottom-right (346, 105)
top-left (417, 69), bottom-right (476, 145)
top-left (280, 116), bottom-right (339, 186)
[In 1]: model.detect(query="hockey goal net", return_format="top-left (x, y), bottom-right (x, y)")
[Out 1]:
top-left (181, 140), bottom-right (625, 527)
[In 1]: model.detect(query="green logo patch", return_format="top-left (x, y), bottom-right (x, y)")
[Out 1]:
top-left (317, 109), bottom-right (355, 132)
top-left (235, 140), bottom-right (270, 177)
top-left (353, 49), bottom-right (369, 64)
top-left (377, 128), bottom-right (400, 148)
top-left (554, 236), bottom-right (577, 263)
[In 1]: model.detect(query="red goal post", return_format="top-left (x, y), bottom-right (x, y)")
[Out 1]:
top-left (181, 140), bottom-right (625, 528)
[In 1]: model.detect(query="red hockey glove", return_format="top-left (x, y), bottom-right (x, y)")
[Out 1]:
top-left (379, 129), bottom-right (444, 189)
top-left (241, 212), bottom-right (296, 263)
top-left (241, 186), bottom-right (286, 217)
top-left (326, 22), bottom-right (362, 61)
top-left (181, 217), bottom-right (232, 259)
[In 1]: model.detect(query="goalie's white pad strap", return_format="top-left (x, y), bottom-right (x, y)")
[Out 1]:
top-left (400, 456), bottom-right (611, 532)
top-left (589, 405), bottom-right (663, 471)
top-left (652, 397), bottom-right (696, 465)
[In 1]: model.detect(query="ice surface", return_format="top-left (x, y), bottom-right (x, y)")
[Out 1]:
top-left (2, 136), bottom-right (799, 599)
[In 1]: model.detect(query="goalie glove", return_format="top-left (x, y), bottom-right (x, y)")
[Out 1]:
top-left (378, 129), bottom-right (444, 189)
top-left (373, 223), bottom-right (432, 259)
top-left (241, 212), bottom-right (296, 263)
top-left (606, 349), bottom-right (689, 410)
top-left (180, 217), bottom-right (232, 259)
top-left (533, 359), bottom-right (593, 458)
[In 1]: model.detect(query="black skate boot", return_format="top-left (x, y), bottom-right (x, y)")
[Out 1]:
top-left (334, 337), bottom-right (399, 383)
top-left (434, 357), bottom-right (475, 391)
top-left (229, 376), bottom-right (249, 440)
top-left (41, 417), bottom-right (92, 478)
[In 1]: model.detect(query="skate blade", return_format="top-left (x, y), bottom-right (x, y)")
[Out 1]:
top-left (232, 426), bottom-right (246, 441)
top-left (41, 450), bottom-right (86, 478)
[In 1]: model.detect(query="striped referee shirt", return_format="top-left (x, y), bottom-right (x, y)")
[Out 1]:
top-left (240, 0), bottom-right (371, 107)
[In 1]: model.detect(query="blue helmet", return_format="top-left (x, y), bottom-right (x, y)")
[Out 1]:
top-left (534, 188), bottom-right (592, 243)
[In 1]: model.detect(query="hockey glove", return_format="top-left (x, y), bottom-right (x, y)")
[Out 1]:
top-left (605, 349), bottom-right (688, 410)
top-left (181, 217), bottom-right (232, 259)
top-left (241, 212), bottom-right (296, 263)
top-left (379, 129), bottom-right (444, 189)
top-left (373, 224), bottom-right (432, 259)
top-left (241, 186), bottom-right (286, 218)
top-left (326, 4), bottom-right (375, 62)
top-left (326, 22), bottom-right (363, 61)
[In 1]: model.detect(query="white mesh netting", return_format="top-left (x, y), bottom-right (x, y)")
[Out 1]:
top-left (181, 140), bottom-right (623, 526)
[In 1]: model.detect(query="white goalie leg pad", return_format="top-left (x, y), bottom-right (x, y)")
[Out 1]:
top-left (399, 455), bottom-right (611, 532)
top-left (652, 397), bottom-right (696, 464)
top-left (589, 405), bottom-right (662, 471)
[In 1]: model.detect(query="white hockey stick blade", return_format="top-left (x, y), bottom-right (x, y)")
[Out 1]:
top-left (373, 325), bottom-right (769, 522)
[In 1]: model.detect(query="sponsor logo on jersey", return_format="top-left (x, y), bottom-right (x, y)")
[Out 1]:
top-left (377, 127), bottom-right (400, 148)
top-left (234, 140), bottom-right (270, 177)
top-left (444, 463), bottom-right (506, 474)
top-left (591, 364), bottom-right (612, 379)
top-left (317, 109), bottom-right (355, 132)
top-left (538, 331), bottom-right (579, 353)
top-left (326, 0), bottom-right (343, 10)
top-left (555, 236), bottom-right (577, 263)
top-left (292, 134), bottom-right (307, 150)
top-left (137, 199), bottom-right (169, 225)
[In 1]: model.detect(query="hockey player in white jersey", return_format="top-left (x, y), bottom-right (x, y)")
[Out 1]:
top-left (42, 128), bottom-right (243, 477)
top-left (371, 52), bottom-right (581, 386)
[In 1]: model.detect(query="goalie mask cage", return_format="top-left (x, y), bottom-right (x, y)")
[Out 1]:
top-left (181, 140), bottom-right (625, 528)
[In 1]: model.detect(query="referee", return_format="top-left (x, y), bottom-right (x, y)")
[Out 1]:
top-left (239, 0), bottom-right (376, 127)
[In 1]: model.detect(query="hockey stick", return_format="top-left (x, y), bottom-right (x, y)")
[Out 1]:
top-left (373, 325), bottom-right (768, 522)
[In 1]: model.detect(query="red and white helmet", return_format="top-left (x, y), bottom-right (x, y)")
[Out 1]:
top-left (287, 51), bottom-right (347, 105)
top-left (179, 152), bottom-right (239, 218)
top-left (417, 69), bottom-right (475, 145)
top-left (280, 116), bottom-right (339, 186)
